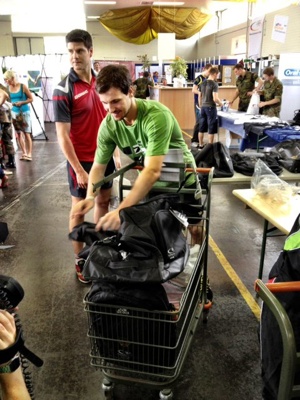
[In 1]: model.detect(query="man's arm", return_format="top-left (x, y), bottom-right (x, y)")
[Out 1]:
top-left (255, 77), bottom-right (264, 92)
top-left (55, 122), bottom-right (88, 189)
top-left (229, 88), bottom-right (239, 105)
top-left (0, 310), bottom-right (30, 400)
top-left (72, 155), bottom-right (165, 231)
top-left (213, 92), bottom-right (222, 107)
top-left (192, 84), bottom-right (199, 95)
top-left (96, 155), bottom-right (164, 231)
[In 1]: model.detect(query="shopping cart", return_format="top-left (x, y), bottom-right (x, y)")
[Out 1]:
top-left (255, 279), bottom-right (300, 400)
top-left (84, 161), bottom-right (213, 399)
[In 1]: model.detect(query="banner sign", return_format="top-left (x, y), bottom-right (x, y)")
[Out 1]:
top-left (248, 15), bottom-right (265, 59)
top-left (272, 15), bottom-right (289, 43)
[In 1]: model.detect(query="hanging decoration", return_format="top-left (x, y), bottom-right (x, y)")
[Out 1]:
top-left (99, 6), bottom-right (212, 45)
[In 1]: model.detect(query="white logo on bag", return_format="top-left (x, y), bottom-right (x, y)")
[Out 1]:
top-left (168, 248), bottom-right (175, 259)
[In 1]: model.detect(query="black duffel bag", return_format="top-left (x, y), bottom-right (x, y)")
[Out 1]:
top-left (78, 195), bottom-right (201, 283)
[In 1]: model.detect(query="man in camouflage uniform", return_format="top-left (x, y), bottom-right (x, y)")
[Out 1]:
top-left (0, 84), bottom-right (16, 169)
top-left (229, 63), bottom-right (263, 111)
top-left (133, 71), bottom-right (154, 99)
top-left (258, 67), bottom-right (283, 118)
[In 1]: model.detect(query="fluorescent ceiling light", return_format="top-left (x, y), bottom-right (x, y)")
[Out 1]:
top-left (84, 1), bottom-right (117, 4)
top-left (153, 2), bottom-right (185, 5)
top-left (87, 15), bottom-right (100, 18)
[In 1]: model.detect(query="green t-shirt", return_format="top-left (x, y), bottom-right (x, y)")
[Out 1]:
top-left (95, 99), bottom-right (196, 186)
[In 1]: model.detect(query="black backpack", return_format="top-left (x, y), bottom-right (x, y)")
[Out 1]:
top-left (191, 142), bottom-right (234, 178)
top-left (271, 140), bottom-right (300, 173)
top-left (231, 152), bottom-right (282, 176)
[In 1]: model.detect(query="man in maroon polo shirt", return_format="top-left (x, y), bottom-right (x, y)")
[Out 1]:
top-left (53, 29), bottom-right (116, 283)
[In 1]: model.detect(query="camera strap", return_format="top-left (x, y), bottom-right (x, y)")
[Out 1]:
top-left (0, 328), bottom-right (43, 367)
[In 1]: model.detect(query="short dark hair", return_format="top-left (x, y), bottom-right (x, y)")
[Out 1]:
top-left (204, 63), bottom-right (212, 70)
top-left (96, 65), bottom-right (132, 95)
top-left (209, 67), bottom-right (219, 75)
top-left (263, 67), bottom-right (274, 77)
top-left (233, 63), bottom-right (244, 70)
top-left (143, 71), bottom-right (150, 78)
top-left (65, 29), bottom-right (93, 49)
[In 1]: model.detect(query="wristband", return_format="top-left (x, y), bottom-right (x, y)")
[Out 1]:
top-left (85, 196), bottom-right (94, 202)
top-left (0, 354), bottom-right (20, 374)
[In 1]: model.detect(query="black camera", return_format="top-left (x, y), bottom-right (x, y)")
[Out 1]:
top-left (0, 275), bottom-right (44, 368)
top-left (0, 275), bottom-right (24, 309)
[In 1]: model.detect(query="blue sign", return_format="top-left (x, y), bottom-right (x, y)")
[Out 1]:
top-left (284, 69), bottom-right (300, 77)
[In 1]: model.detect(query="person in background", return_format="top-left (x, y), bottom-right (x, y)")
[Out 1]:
top-left (229, 63), bottom-right (263, 111)
top-left (0, 310), bottom-right (30, 400)
top-left (133, 71), bottom-right (154, 99)
top-left (93, 61), bottom-right (100, 75)
top-left (258, 67), bottom-right (283, 118)
top-left (3, 71), bottom-right (33, 161)
top-left (153, 71), bottom-right (159, 84)
top-left (198, 67), bottom-right (223, 148)
top-left (0, 86), bottom-right (16, 169)
top-left (52, 29), bottom-right (116, 284)
top-left (71, 64), bottom-right (197, 232)
top-left (191, 64), bottom-right (212, 148)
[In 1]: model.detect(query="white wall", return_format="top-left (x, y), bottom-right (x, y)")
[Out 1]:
top-left (196, 4), bottom-right (300, 60)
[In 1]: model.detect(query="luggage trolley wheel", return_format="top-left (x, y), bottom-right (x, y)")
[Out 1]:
top-left (159, 388), bottom-right (173, 399)
top-left (102, 378), bottom-right (114, 399)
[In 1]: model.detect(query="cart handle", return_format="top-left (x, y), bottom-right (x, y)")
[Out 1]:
top-left (132, 165), bottom-right (212, 174)
top-left (255, 279), bottom-right (300, 293)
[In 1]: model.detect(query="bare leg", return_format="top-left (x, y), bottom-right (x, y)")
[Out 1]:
top-left (16, 132), bottom-right (27, 157)
top-left (198, 132), bottom-right (205, 147)
top-left (70, 196), bottom-right (85, 256)
top-left (24, 133), bottom-right (33, 157)
top-left (94, 188), bottom-right (112, 222)
top-left (208, 133), bottom-right (215, 144)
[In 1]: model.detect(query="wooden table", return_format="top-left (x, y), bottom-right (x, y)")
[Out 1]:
top-left (232, 188), bottom-right (300, 279)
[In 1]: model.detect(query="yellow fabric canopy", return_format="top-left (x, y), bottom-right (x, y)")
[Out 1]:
top-left (99, 7), bottom-right (212, 45)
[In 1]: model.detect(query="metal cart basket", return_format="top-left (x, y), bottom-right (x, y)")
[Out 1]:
top-left (84, 163), bottom-right (213, 399)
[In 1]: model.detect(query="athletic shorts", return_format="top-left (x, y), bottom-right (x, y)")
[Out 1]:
top-left (67, 157), bottom-right (115, 198)
top-left (199, 107), bottom-right (218, 134)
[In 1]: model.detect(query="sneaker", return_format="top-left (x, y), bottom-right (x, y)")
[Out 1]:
top-left (0, 175), bottom-right (8, 189)
top-left (191, 142), bottom-right (199, 148)
top-left (4, 170), bottom-right (13, 176)
top-left (75, 258), bottom-right (91, 284)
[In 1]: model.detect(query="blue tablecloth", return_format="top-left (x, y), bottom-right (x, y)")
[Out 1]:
top-left (240, 126), bottom-right (300, 151)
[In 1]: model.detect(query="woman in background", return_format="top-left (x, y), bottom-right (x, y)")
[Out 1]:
top-left (3, 71), bottom-right (33, 161)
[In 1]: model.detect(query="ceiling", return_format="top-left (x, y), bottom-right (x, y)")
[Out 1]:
top-left (84, 0), bottom-right (229, 21)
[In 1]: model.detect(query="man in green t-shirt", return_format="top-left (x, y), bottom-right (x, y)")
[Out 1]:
top-left (71, 64), bottom-right (197, 231)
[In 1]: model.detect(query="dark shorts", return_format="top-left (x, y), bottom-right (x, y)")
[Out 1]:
top-left (67, 158), bottom-right (115, 198)
top-left (199, 107), bottom-right (218, 134)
